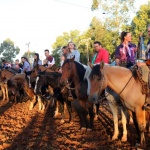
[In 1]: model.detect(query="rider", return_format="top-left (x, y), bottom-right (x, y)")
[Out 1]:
top-left (32, 53), bottom-right (42, 68)
top-left (115, 31), bottom-right (137, 68)
top-left (91, 41), bottom-right (109, 64)
top-left (21, 57), bottom-right (31, 88)
top-left (44, 49), bottom-right (55, 68)
top-left (67, 42), bottom-right (80, 62)
top-left (137, 25), bottom-right (150, 110)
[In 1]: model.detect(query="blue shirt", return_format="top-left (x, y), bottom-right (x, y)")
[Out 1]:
top-left (23, 61), bottom-right (31, 72)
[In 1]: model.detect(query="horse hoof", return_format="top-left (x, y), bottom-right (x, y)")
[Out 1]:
top-left (121, 136), bottom-right (127, 142)
top-left (111, 135), bottom-right (118, 141)
top-left (60, 119), bottom-right (65, 124)
top-left (53, 115), bottom-right (58, 119)
top-left (94, 116), bottom-right (99, 121)
top-left (87, 128), bottom-right (92, 132)
top-left (80, 127), bottom-right (86, 131)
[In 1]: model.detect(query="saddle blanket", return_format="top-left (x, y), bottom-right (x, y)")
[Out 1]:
top-left (140, 65), bottom-right (149, 83)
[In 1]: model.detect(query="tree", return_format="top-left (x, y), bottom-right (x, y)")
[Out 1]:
top-left (22, 51), bottom-right (36, 65)
top-left (22, 51), bottom-right (35, 59)
top-left (130, 2), bottom-right (150, 44)
top-left (0, 38), bottom-right (20, 62)
top-left (91, 0), bottom-right (135, 32)
top-left (52, 30), bottom-right (86, 65)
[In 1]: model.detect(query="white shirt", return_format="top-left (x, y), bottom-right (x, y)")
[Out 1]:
top-left (48, 57), bottom-right (55, 66)
top-left (67, 49), bottom-right (80, 62)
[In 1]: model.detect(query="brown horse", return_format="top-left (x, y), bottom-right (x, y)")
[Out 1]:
top-left (1, 69), bottom-right (44, 111)
top-left (30, 64), bottom-right (58, 79)
top-left (0, 67), bottom-right (19, 102)
top-left (60, 58), bottom-right (94, 130)
top-left (88, 62), bottom-right (147, 147)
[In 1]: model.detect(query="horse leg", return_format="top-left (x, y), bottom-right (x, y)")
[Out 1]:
top-left (59, 101), bottom-right (65, 124)
top-left (148, 113), bottom-right (150, 132)
top-left (108, 101), bottom-right (119, 141)
top-left (87, 101), bottom-right (94, 130)
top-left (94, 103), bottom-right (99, 121)
top-left (5, 84), bottom-right (9, 102)
top-left (1, 85), bottom-right (5, 101)
top-left (29, 95), bottom-right (37, 110)
top-left (66, 100), bottom-right (73, 122)
top-left (37, 96), bottom-right (43, 111)
top-left (135, 109), bottom-right (146, 147)
top-left (120, 106), bottom-right (127, 142)
top-left (76, 99), bottom-right (88, 130)
top-left (54, 100), bottom-right (59, 118)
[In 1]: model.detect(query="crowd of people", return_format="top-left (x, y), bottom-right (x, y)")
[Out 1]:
top-left (2, 27), bottom-right (150, 73)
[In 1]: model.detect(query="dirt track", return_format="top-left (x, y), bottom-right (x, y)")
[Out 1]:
top-left (0, 99), bottom-right (150, 150)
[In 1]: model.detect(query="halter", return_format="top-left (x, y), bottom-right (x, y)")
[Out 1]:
top-left (63, 61), bottom-right (84, 91)
top-left (97, 70), bottom-right (133, 102)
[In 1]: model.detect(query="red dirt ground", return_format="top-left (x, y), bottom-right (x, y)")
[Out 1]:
top-left (0, 99), bottom-right (150, 150)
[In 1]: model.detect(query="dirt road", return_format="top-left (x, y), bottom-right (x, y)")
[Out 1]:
top-left (0, 100), bottom-right (150, 150)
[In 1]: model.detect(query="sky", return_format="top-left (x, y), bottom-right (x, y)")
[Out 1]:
top-left (0, 0), bottom-right (149, 61)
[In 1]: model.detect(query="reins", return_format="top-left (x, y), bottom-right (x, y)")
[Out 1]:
top-left (98, 71), bottom-right (133, 102)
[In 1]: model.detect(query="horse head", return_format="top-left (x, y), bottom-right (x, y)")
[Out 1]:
top-left (88, 61), bottom-right (107, 104)
top-left (59, 57), bottom-right (75, 87)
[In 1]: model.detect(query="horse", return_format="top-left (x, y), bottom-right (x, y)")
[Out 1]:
top-left (30, 64), bottom-right (58, 79)
top-left (59, 57), bottom-right (95, 130)
top-left (34, 71), bottom-right (72, 124)
top-left (88, 62), bottom-right (147, 147)
top-left (0, 67), bottom-right (22, 102)
top-left (0, 69), bottom-right (44, 111)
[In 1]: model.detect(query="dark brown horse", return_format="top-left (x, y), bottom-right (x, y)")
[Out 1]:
top-left (59, 57), bottom-right (94, 130)
top-left (0, 67), bottom-right (22, 103)
top-left (30, 64), bottom-right (58, 79)
top-left (88, 62), bottom-right (147, 147)
top-left (0, 69), bottom-right (44, 110)
top-left (34, 71), bottom-right (72, 123)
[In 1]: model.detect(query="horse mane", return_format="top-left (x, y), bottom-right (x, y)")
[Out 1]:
top-left (63, 59), bottom-right (86, 82)
top-left (89, 64), bottom-right (102, 79)
top-left (7, 67), bottom-right (19, 74)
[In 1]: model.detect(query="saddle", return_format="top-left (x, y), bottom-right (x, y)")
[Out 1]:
top-left (132, 65), bottom-right (150, 95)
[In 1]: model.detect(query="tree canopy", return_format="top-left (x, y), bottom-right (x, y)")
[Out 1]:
top-left (0, 38), bottom-right (20, 62)
top-left (52, 1), bottom-right (150, 65)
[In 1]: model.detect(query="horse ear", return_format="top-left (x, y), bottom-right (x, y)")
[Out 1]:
top-left (88, 62), bottom-right (93, 69)
top-left (70, 56), bottom-right (75, 62)
top-left (100, 61), bottom-right (105, 69)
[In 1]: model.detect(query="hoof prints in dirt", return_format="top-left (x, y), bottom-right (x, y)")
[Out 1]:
top-left (0, 100), bottom-right (150, 150)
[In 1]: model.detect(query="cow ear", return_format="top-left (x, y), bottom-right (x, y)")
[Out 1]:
top-left (88, 62), bottom-right (93, 69)
top-left (100, 61), bottom-right (105, 69)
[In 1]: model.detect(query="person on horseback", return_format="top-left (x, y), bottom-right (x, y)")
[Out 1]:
top-left (91, 41), bottom-right (109, 64)
top-left (21, 57), bottom-right (31, 88)
top-left (67, 42), bottom-right (80, 62)
top-left (32, 53), bottom-right (42, 68)
top-left (115, 31), bottom-right (137, 68)
top-left (137, 25), bottom-right (150, 111)
top-left (44, 49), bottom-right (55, 68)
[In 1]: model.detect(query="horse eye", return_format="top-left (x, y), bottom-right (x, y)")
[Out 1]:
top-left (97, 78), bottom-right (101, 81)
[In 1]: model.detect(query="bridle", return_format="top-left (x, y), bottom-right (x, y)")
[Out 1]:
top-left (62, 61), bottom-right (84, 91)
top-left (97, 69), bottom-right (133, 102)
